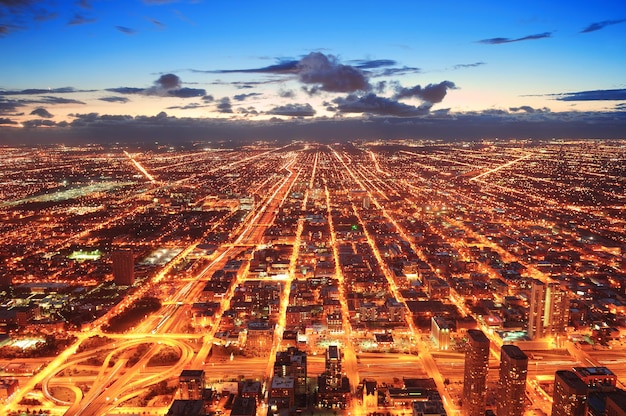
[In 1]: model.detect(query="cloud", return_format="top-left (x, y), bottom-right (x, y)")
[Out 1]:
top-left (106, 74), bottom-right (205, 97)
top-left (278, 89), bottom-right (295, 98)
top-left (0, 87), bottom-right (88, 95)
top-left (333, 93), bottom-right (431, 117)
top-left (205, 52), bottom-right (370, 93)
top-left (509, 106), bottom-right (549, 113)
top-left (115, 26), bottom-right (136, 35)
top-left (267, 103), bottom-right (315, 117)
top-left (216, 97), bottom-right (232, 113)
top-left (77, 0), bottom-right (91, 9)
top-left (375, 66), bottom-right (421, 77)
top-left (4, 109), bottom-right (626, 144)
top-left (106, 87), bottom-right (145, 95)
top-left (298, 52), bottom-right (370, 92)
top-left (394, 81), bottom-right (456, 103)
top-left (22, 119), bottom-right (57, 128)
top-left (68, 13), bottom-right (96, 26)
top-left (155, 73), bottom-right (181, 89)
top-left (166, 103), bottom-right (210, 110)
top-left (39, 96), bottom-right (85, 104)
top-left (553, 88), bottom-right (626, 101)
top-left (30, 107), bottom-right (53, 118)
top-left (168, 87), bottom-right (206, 98)
top-left (98, 96), bottom-right (130, 103)
top-left (350, 59), bottom-right (397, 69)
top-left (580, 19), bottom-right (626, 33)
top-left (233, 92), bottom-right (262, 102)
top-left (147, 17), bottom-right (166, 29)
top-left (478, 32), bottom-right (552, 44)
top-left (453, 62), bottom-right (485, 69)
top-left (0, 99), bottom-right (23, 114)
top-left (202, 95), bottom-right (214, 102)
top-left (0, 0), bottom-right (52, 37)
top-left (0, 117), bottom-right (17, 125)
top-left (208, 59), bottom-right (299, 74)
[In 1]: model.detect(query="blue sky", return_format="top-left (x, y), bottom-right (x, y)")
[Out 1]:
top-left (1, 0), bottom-right (625, 142)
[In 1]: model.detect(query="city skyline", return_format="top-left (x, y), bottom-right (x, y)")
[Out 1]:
top-left (1, 0), bottom-right (626, 142)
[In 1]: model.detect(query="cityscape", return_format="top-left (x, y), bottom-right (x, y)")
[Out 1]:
top-left (0, 139), bottom-right (624, 416)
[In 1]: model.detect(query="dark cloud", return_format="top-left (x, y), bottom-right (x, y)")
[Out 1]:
top-left (0, 99), bottom-right (23, 113)
top-left (375, 66), bottom-right (421, 77)
top-left (216, 97), bottom-right (232, 113)
top-left (203, 52), bottom-right (370, 93)
top-left (580, 19), bottom-right (626, 33)
top-left (333, 93), bottom-right (431, 117)
top-left (233, 92), bottom-right (262, 102)
top-left (22, 119), bottom-right (57, 128)
top-left (147, 17), bottom-right (166, 29)
top-left (4, 110), bottom-right (626, 144)
top-left (76, 0), bottom-right (91, 9)
top-left (166, 103), bottom-right (210, 110)
top-left (68, 13), bottom-right (96, 26)
top-left (106, 74), bottom-right (204, 98)
top-left (39, 96), bottom-right (85, 105)
top-left (298, 52), bottom-right (370, 92)
top-left (30, 107), bottom-right (53, 118)
top-left (478, 32), bottom-right (552, 44)
top-left (278, 89), bottom-right (295, 98)
top-left (0, 87), bottom-right (87, 95)
top-left (554, 88), bottom-right (626, 101)
top-left (351, 59), bottom-right (397, 69)
top-left (168, 87), bottom-right (206, 98)
top-left (267, 103), bottom-right (315, 117)
top-left (374, 81), bottom-right (387, 94)
top-left (453, 62), bottom-right (485, 69)
top-left (616, 103), bottom-right (626, 111)
top-left (509, 106), bottom-right (549, 113)
top-left (202, 95), bottom-right (214, 102)
top-left (106, 87), bottom-right (145, 95)
top-left (207, 59), bottom-right (299, 74)
top-left (0, 117), bottom-right (17, 125)
top-left (98, 96), bottom-right (130, 103)
top-left (155, 73), bottom-right (181, 89)
top-left (115, 25), bottom-right (136, 35)
top-left (394, 81), bottom-right (456, 104)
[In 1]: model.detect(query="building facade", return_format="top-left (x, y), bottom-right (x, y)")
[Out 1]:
top-left (497, 344), bottom-right (528, 416)
top-left (552, 370), bottom-right (588, 416)
top-left (462, 329), bottom-right (490, 416)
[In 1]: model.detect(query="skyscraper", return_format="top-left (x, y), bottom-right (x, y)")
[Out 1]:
top-left (552, 370), bottom-right (588, 416)
top-left (179, 369), bottom-right (205, 400)
top-left (112, 248), bottom-right (135, 286)
top-left (497, 345), bottom-right (528, 416)
top-left (527, 279), bottom-right (569, 340)
top-left (462, 329), bottom-right (490, 416)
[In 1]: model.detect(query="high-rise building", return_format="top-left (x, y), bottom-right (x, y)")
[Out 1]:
top-left (462, 329), bottom-right (490, 416)
top-left (527, 279), bottom-right (569, 340)
top-left (112, 248), bottom-right (134, 286)
top-left (326, 345), bottom-right (342, 389)
top-left (497, 345), bottom-right (528, 416)
top-left (552, 370), bottom-right (588, 416)
top-left (179, 370), bottom-right (205, 400)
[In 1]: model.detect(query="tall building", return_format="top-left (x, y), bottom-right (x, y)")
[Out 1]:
top-left (112, 248), bottom-right (134, 286)
top-left (326, 345), bottom-right (342, 389)
top-left (462, 329), bottom-right (490, 416)
top-left (552, 370), bottom-right (588, 416)
top-left (497, 345), bottom-right (528, 416)
top-left (179, 369), bottom-right (205, 400)
top-left (527, 279), bottom-right (569, 340)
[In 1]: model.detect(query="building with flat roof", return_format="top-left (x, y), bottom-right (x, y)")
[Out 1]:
top-left (179, 369), bottom-right (205, 400)
top-left (552, 370), bottom-right (588, 416)
top-left (431, 316), bottom-right (451, 351)
top-left (528, 279), bottom-right (569, 340)
top-left (573, 366), bottom-right (617, 392)
top-left (462, 329), bottom-right (490, 416)
top-left (497, 344), bottom-right (528, 416)
top-left (111, 248), bottom-right (134, 286)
